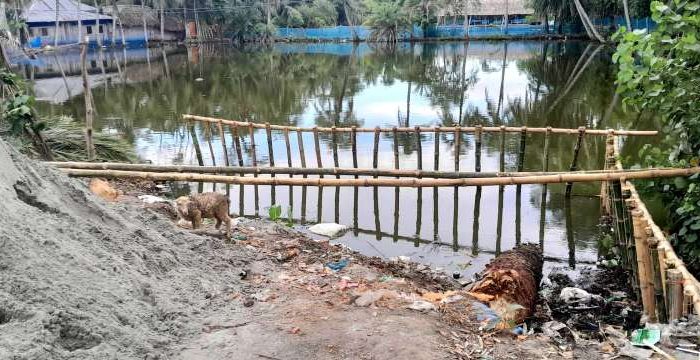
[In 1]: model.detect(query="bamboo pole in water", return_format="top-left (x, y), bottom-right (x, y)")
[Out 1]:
top-left (297, 129), bottom-right (307, 175)
top-left (188, 124), bottom-right (204, 166)
top-left (454, 127), bottom-right (461, 171)
top-left (182, 115), bottom-right (658, 136)
top-left (80, 40), bottom-right (95, 161)
top-left (565, 127), bottom-right (586, 197)
top-left (332, 127), bottom-right (339, 178)
top-left (313, 127), bottom-right (323, 177)
top-left (231, 125), bottom-right (244, 167)
top-left (57, 167), bottom-right (700, 187)
top-left (216, 121), bottom-right (229, 166)
top-left (204, 122), bottom-right (216, 166)
top-left (351, 126), bottom-right (358, 178)
top-left (249, 123), bottom-right (260, 215)
top-left (373, 127), bottom-right (380, 176)
top-left (265, 123), bottom-right (276, 203)
top-left (475, 125), bottom-right (482, 172)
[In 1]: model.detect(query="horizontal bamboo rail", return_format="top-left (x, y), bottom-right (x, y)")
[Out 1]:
top-left (59, 167), bottom-right (700, 188)
top-left (182, 114), bottom-right (658, 136)
top-left (46, 162), bottom-right (691, 180)
top-left (612, 136), bottom-right (700, 316)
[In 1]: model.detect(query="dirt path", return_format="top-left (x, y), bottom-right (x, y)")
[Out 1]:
top-left (0, 139), bottom-right (596, 359)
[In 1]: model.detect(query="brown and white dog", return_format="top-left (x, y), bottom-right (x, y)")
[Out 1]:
top-left (175, 192), bottom-right (231, 239)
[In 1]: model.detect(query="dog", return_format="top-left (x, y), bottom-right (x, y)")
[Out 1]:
top-left (175, 192), bottom-right (231, 239)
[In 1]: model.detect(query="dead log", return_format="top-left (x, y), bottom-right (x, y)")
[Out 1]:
top-left (468, 244), bottom-right (543, 324)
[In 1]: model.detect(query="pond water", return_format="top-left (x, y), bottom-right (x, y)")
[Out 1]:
top-left (24, 41), bottom-right (658, 278)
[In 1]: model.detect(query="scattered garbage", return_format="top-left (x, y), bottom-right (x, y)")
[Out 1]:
top-left (452, 271), bottom-right (461, 279)
top-left (233, 233), bottom-right (248, 241)
top-left (559, 287), bottom-right (602, 304)
top-left (238, 270), bottom-right (248, 280)
top-left (242, 297), bottom-right (255, 307)
top-left (137, 194), bottom-right (168, 204)
top-left (336, 279), bottom-right (359, 291)
top-left (541, 321), bottom-right (575, 346)
top-left (308, 223), bottom-right (348, 238)
top-left (325, 258), bottom-right (350, 271)
top-left (407, 300), bottom-right (436, 312)
top-left (630, 329), bottom-right (674, 359)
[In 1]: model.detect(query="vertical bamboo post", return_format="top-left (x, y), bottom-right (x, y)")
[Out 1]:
top-left (249, 123), bottom-right (260, 216)
top-left (393, 126), bottom-right (400, 242)
top-left (454, 127), bottom-right (461, 171)
top-left (499, 125), bottom-right (506, 172)
top-left (666, 269), bottom-right (684, 321)
top-left (625, 191), bottom-right (639, 295)
top-left (515, 127), bottom-right (526, 245)
top-left (565, 126), bottom-right (586, 197)
top-left (331, 126), bottom-right (339, 175)
top-left (683, 289), bottom-right (693, 317)
top-left (434, 126), bottom-right (440, 242)
top-left (266, 123), bottom-right (275, 204)
top-left (216, 121), bottom-right (229, 166)
top-left (351, 126), bottom-right (358, 177)
top-left (297, 129), bottom-right (307, 224)
top-left (374, 183), bottom-right (381, 240)
top-left (415, 126), bottom-right (423, 239)
top-left (188, 122), bottom-right (204, 166)
top-left (231, 124), bottom-right (244, 216)
top-left (496, 126), bottom-right (506, 255)
top-left (284, 128), bottom-right (293, 223)
top-left (539, 127), bottom-right (551, 248)
top-left (474, 125), bottom-right (482, 172)
top-left (373, 127), bottom-right (380, 175)
top-left (647, 236), bottom-right (667, 323)
top-left (632, 210), bottom-right (656, 320)
top-left (80, 40), bottom-right (95, 161)
top-left (313, 127), bottom-right (323, 176)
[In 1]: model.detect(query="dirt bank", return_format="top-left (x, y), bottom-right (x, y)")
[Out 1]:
top-left (0, 139), bottom-right (610, 359)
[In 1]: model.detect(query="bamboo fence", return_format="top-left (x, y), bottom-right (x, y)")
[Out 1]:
top-left (604, 135), bottom-right (700, 320)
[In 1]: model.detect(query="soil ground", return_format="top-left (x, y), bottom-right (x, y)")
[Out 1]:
top-left (0, 139), bottom-right (637, 359)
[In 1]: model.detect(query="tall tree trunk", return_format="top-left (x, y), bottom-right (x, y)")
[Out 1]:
top-left (573, 0), bottom-right (604, 42)
top-left (159, 0), bottom-right (164, 42)
top-left (141, 0), bottom-right (149, 46)
top-left (54, 0), bottom-right (59, 46)
top-left (93, 0), bottom-right (101, 46)
top-left (77, 0), bottom-right (82, 43)
top-left (111, 0), bottom-right (117, 46)
top-left (622, 0), bottom-right (632, 30)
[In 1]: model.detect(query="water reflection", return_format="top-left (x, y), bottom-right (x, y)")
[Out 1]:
top-left (22, 40), bottom-right (660, 275)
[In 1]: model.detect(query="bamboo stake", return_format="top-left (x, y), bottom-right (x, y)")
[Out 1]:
top-left (454, 127), bottom-right (461, 171)
top-left (566, 127), bottom-right (586, 197)
top-left (648, 236), bottom-right (667, 323)
top-left (415, 126), bottom-right (423, 172)
top-left (393, 127), bottom-right (399, 172)
top-left (632, 211), bottom-right (656, 320)
top-left (373, 127), bottom-right (380, 177)
top-left (249, 123), bottom-right (260, 216)
top-left (313, 127), bottom-right (323, 178)
top-left (499, 126), bottom-right (506, 172)
top-left (667, 269), bottom-right (684, 321)
top-left (266, 123), bottom-right (275, 204)
top-left (416, 125), bottom-right (423, 240)
top-left (205, 122), bottom-right (217, 166)
top-left (284, 128), bottom-right (293, 169)
top-left (516, 127), bottom-right (527, 246)
top-left (332, 127), bottom-right (339, 178)
top-left (231, 125), bottom-right (244, 167)
top-left (475, 125), bottom-right (482, 172)
top-left (297, 129), bottom-right (306, 176)
top-left (182, 115), bottom-right (658, 136)
top-left (351, 126), bottom-right (358, 178)
top-left (56, 167), bottom-right (700, 187)
top-left (188, 123), bottom-right (204, 166)
top-left (434, 126), bottom-right (440, 171)
top-left (216, 121), bottom-right (229, 166)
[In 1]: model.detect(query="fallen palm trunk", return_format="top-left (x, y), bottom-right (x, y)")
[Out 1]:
top-left (56, 167), bottom-right (700, 187)
top-left (468, 244), bottom-right (543, 324)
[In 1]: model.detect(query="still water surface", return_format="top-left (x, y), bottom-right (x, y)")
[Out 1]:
top-left (24, 41), bottom-right (658, 277)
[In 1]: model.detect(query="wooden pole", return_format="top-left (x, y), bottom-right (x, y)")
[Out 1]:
top-left (454, 127), bottom-right (461, 171)
top-left (474, 125), bottom-right (482, 172)
top-left (566, 126), bottom-right (586, 197)
top-left (351, 126), bottom-right (358, 178)
top-left (648, 236), bottom-right (667, 323)
top-left (284, 128), bottom-right (293, 169)
top-left (332, 126), bottom-right (339, 178)
top-left (80, 40), bottom-right (95, 161)
top-left (216, 121), bottom-right (229, 166)
top-left (373, 127), bottom-right (380, 176)
top-left (632, 210), bottom-right (656, 321)
top-left (266, 123), bottom-right (276, 203)
top-left (188, 123), bottom-right (204, 166)
top-left (205, 122), bottom-right (217, 166)
top-left (297, 129), bottom-right (307, 175)
top-left (249, 123), bottom-right (259, 216)
top-left (182, 115), bottom-right (658, 137)
top-left (516, 127), bottom-right (527, 245)
top-left (393, 127), bottom-right (399, 172)
top-left (666, 269), bottom-right (684, 321)
top-left (313, 127), bottom-right (323, 177)
top-left (231, 125), bottom-right (244, 167)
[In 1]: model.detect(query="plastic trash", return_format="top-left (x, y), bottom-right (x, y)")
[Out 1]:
top-left (325, 258), bottom-right (350, 271)
top-left (559, 287), bottom-right (603, 304)
top-left (630, 329), bottom-right (674, 360)
top-left (308, 223), bottom-right (348, 238)
top-left (138, 195), bottom-right (168, 204)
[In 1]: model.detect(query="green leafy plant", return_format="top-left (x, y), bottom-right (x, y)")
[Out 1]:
top-left (613, 0), bottom-right (700, 271)
top-left (268, 204), bottom-right (282, 221)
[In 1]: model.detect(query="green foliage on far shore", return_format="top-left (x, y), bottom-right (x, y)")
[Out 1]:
top-left (613, 0), bottom-right (700, 270)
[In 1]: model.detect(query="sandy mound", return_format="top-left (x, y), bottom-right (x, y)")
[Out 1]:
top-left (0, 140), bottom-right (253, 359)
